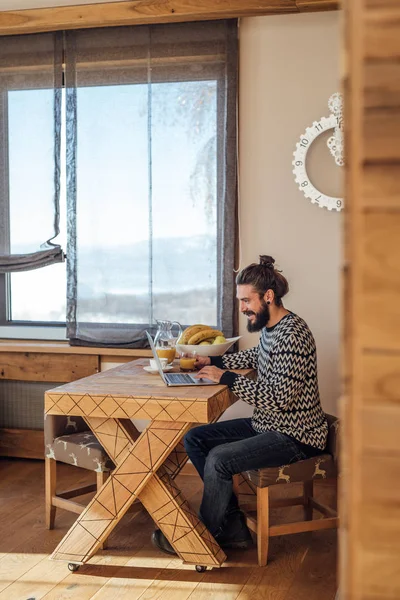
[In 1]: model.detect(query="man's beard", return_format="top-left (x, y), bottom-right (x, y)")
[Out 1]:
top-left (244, 300), bottom-right (270, 333)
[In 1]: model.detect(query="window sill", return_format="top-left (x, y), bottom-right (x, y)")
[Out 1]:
top-left (0, 325), bottom-right (67, 341)
top-left (0, 337), bottom-right (152, 357)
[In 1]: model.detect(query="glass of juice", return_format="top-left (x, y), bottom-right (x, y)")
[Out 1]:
top-left (179, 351), bottom-right (197, 372)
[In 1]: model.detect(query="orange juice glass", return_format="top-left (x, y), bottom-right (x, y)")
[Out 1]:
top-left (179, 351), bottom-right (197, 372)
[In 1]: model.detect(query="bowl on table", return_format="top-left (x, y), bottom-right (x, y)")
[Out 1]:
top-left (176, 336), bottom-right (241, 357)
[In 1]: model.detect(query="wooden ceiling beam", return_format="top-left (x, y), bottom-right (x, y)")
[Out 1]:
top-left (0, 0), bottom-right (339, 36)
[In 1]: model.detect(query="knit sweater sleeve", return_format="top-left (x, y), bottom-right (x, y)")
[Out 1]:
top-left (221, 333), bottom-right (308, 411)
top-left (210, 345), bottom-right (259, 370)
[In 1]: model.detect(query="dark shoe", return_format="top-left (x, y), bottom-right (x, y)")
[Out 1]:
top-left (216, 512), bottom-right (253, 549)
top-left (151, 529), bottom-right (177, 556)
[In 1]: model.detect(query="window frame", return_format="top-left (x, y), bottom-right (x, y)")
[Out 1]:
top-left (0, 25), bottom-right (236, 339)
top-left (0, 41), bottom-right (66, 332)
top-left (0, 71), bottom-right (67, 332)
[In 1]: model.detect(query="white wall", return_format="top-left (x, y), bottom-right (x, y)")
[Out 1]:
top-left (226, 12), bottom-right (342, 421)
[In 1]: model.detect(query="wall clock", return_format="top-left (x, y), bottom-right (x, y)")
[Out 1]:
top-left (292, 93), bottom-right (344, 212)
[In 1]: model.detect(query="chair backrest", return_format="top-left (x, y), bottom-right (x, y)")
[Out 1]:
top-left (325, 413), bottom-right (340, 465)
top-left (44, 414), bottom-right (89, 446)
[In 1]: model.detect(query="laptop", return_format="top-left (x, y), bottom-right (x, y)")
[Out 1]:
top-left (146, 331), bottom-right (217, 387)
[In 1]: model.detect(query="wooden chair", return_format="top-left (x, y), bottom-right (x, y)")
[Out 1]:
top-left (234, 414), bottom-right (339, 566)
top-left (44, 414), bottom-right (114, 530)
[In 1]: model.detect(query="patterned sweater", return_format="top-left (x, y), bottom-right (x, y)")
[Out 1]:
top-left (211, 313), bottom-right (328, 449)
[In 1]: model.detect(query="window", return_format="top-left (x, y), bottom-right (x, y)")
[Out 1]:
top-left (71, 80), bottom-right (217, 326)
top-left (0, 32), bottom-right (65, 329)
top-left (8, 89), bottom-right (67, 323)
top-left (0, 22), bottom-right (238, 346)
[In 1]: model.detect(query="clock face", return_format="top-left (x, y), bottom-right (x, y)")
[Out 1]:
top-left (292, 115), bottom-right (343, 212)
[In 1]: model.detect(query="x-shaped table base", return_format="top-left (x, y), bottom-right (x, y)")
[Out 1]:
top-left (50, 416), bottom-right (226, 568)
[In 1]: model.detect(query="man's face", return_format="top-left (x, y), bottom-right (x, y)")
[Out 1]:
top-left (237, 284), bottom-right (270, 333)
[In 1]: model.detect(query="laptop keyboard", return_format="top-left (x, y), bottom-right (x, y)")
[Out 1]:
top-left (166, 373), bottom-right (196, 384)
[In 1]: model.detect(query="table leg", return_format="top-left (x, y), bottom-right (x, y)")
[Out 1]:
top-left (89, 416), bottom-right (225, 567)
top-left (50, 420), bottom-right (190, 564)
top-left (85, 417), bottom-right (225, 566)
top-left (139, 467), bottom-right (226, 567)
top-left (161, 441), bottom-right (189, 479)
top-left (83, 416), bottom-right (189, 481)
top-left (51, 419), bottom-right (226, 568)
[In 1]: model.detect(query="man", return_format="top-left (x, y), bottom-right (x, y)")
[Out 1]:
top-left (152, 255), bottom-right (327, 554)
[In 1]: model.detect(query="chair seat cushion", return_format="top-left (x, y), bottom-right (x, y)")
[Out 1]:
top-left (244, 453), bottom-right (337, 488)
top-left (46, 431), bottom-right (114, 472)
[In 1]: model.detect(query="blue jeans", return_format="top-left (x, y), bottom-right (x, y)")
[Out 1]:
top-left (183, 418), bottom-right (322, 536)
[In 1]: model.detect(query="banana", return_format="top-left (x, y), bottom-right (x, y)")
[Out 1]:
top-left (178, 325), bottom-right (202, 344)
top-left (188, 328), bottom-right (224, 345)
top-left (179, 324), bottom-right (212, 345)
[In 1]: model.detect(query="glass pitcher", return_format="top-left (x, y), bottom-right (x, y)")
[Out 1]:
top-left (154, 320), bottom-right (182, 365)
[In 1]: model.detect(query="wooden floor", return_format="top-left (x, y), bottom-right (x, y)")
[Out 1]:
top-left (0, 457), bottom-right (337, 599)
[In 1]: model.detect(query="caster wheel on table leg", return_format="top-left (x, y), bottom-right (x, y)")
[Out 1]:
top-left (68, 563), bottom-right (80, 572)
top-left (195, 565), bottom-right (207, 573)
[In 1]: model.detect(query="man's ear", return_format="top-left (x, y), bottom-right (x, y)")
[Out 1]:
top-left (263, 289), bottom-right (274, 305)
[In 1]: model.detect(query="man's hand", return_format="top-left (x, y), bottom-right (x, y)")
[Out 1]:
top-left (195, 366), bottom-right (225, 383)
top-left (194, 356), bottom-right (211, 370)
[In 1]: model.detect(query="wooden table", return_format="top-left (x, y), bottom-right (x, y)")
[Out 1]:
top-left (45, 358), bottom-right (252, 571)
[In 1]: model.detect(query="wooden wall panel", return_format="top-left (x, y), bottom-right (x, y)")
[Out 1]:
top-left (364, 63), bottom-right (400, 109)
top-left (0, 352), bottom-right (99, 382)
top-left (364, 110), bottom-right (400, 161)
top-left (357, 550), bottom-right (400, 599)
top-left (365, 13), bottom-right (400, 60)
top-left (342, 0), bottom-right (400, 597)
top-left (366, 0), bottom-right (400, 7)
top-left (361, 213), bottom-right (400, 351)
top-left (360, 455), bottom-right (400, 505)
top-left (0, 0), bottom-right (339, 36)
top-left (0, 428), bottom-right (44, 459)
top-left (360, 405), bottom-right (400, 451)
top-left (363, 165), bottom-right (400, 208)
top-left (358, 456), bottom-right (400, 598)
top-left (359, 503), bottom-right (400, 553)
top-left (361, 354), bottom-right (400, 404)
top-left (295, 0), bottom-right (337, 9)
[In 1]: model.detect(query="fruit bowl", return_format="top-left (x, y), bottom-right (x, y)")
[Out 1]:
top-left (176, 336), bottom-right (241, 357)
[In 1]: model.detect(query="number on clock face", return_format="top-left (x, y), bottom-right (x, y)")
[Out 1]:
top-left (292, 114), bottom-right (344, 212)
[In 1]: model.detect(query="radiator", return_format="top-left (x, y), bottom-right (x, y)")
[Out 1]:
top-left (0, 380), bottom-right (63, 430)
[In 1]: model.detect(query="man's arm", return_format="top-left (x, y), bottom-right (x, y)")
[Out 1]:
top-left (219, 334), bottom-right (310, 411)
top-left (210, 345), bottom-right (259, 370)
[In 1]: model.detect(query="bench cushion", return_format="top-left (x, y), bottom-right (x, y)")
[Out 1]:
top-left (243, 453), bottom-right (337, 487)
top-left (45, 431), bottom-right (114, 472)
